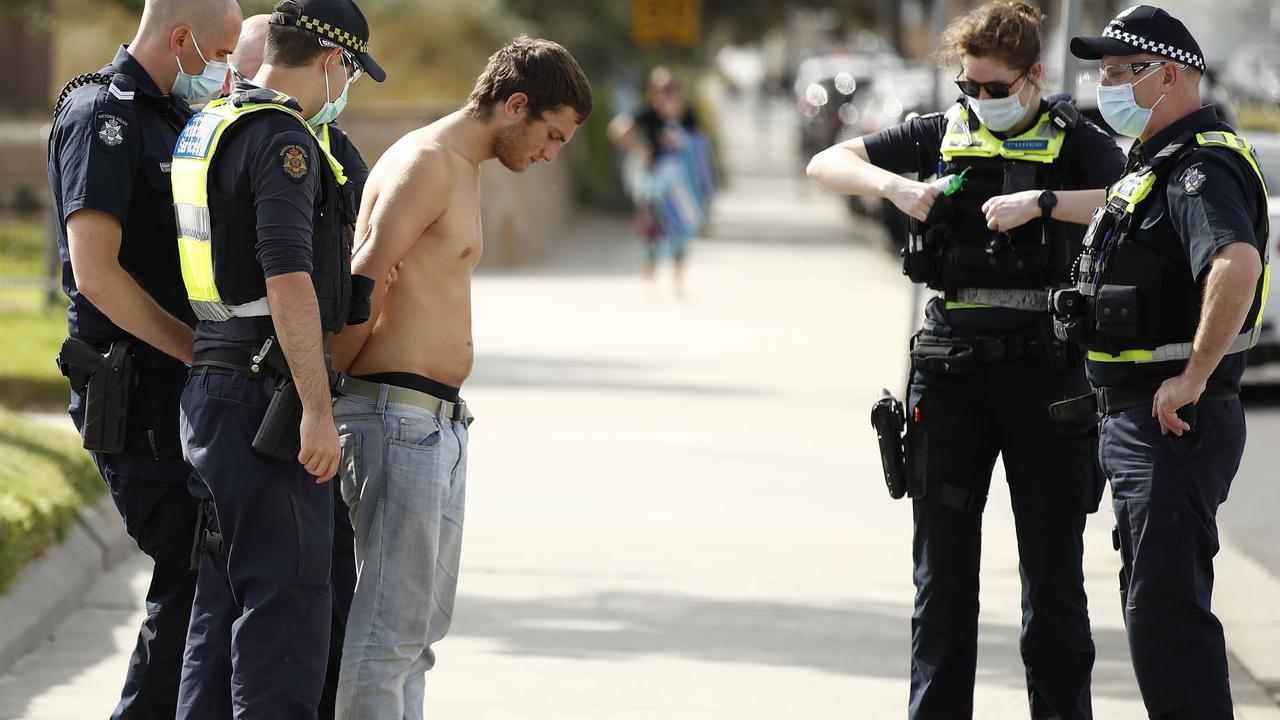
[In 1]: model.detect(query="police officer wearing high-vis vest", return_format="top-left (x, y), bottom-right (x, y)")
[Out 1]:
top-left (225, 19), bottom-right (369, 716)
top-left (808, 2), bottom-right (1124, 718)
top-left (170, 0), bottom-right (384, 716)
top-left (46, 1), bottom-right (242, 717)
top-left (1052, 7), bottom-right (1269, 718)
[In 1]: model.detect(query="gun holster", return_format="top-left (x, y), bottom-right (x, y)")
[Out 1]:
top-left (870, 390), bottom-right (908, 499)
top-left (57, 337), bottom-right (135, 454)
top-left (248, 337), bottom-right (305, 463)
top-left (189, 499), bottom-right (226, 569)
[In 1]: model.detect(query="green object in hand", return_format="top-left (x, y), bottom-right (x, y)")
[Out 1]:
top-left (932, 166), bottom-right (971, 196)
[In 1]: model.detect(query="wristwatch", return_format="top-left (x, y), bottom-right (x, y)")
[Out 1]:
top-left (1038, 190), bottom-right (1058, 221)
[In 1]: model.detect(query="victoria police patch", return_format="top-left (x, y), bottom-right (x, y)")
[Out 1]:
top-left (280, 144), bottom-right (309, 180)
top-left (96, 114), bottom-right (126, 149)
top-left (1181, 164), bottom-right (1207, 195)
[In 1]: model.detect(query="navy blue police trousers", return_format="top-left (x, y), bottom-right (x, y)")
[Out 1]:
top-left (1100, 397), bottom-right (1245, 719)
top-left (176, 367), bottom-right (333, 720)
top-left (907, 357), bottom-right (1100, 720)
top-left (70, 365), bottom-right (199, 720)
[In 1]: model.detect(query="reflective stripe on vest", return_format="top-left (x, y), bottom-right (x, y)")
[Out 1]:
top-left (171, 97), bottom-right (346, 322)
top-left (939, 105), bottom-right (1067, 164)
top-left (1086, 131), bottom-right (1270, 363)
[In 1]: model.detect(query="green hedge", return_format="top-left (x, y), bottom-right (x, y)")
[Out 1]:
top-left (0, 407), bottom-right (102, 593)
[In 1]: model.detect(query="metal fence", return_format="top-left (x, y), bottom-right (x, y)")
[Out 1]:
top-left (0, 120), bottom-right (61, 308)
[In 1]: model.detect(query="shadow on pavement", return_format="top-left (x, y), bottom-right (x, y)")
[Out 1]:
top-left (451, 590), bottom-right (1136, 701)
top-left (469, 354), bottom-right (773, 398)
top-left (0, 554), bottom-right (145, 720)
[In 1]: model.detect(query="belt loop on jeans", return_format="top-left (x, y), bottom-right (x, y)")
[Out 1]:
top-left (375, 382), bottom-right (389, 413)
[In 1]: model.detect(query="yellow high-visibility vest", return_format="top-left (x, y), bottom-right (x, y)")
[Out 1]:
top-left (171, 95), bottom-right (346, 322)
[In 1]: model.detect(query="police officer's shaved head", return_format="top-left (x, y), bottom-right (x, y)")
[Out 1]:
top-left (126, 0), bottom-right (242, 95)
top-left (139, 0), bottom-right (242, 38)
top-left (230, 15), bottom-right (272, 79)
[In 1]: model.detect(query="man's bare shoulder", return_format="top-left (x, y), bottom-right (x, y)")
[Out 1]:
top-left (364, 143), bottom-right (463, 215)
top-left (373, 135), bottom-right (456, 184)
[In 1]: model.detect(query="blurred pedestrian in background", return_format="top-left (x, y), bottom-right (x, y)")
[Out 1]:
top-left (609, 67), bottom-right (717, 299)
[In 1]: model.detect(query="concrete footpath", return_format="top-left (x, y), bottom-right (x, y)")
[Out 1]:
top-left (3, 94), bottom-right (1280, 718)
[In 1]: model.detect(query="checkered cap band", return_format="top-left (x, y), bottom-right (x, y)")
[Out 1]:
top-left (293, 14), bottom-right (368, 55)
top-left (1101, 24), bottom-right (1205, 71)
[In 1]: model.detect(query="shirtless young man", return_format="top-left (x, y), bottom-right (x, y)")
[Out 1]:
top-left (327, 37), bottom-right (591, 718)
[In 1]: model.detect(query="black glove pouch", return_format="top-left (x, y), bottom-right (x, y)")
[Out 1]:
top-left (1095, 284), bottom-right (1141, 339)
top-left (347, 274), bottom-right (375, 325)
top-left (910, 337), bottom-right (979, 375)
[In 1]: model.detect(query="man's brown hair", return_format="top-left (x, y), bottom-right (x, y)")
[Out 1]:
top-left (465, 36), bottom-right (593, 124)
top-left (937, 1), bottom-right (1045, 78)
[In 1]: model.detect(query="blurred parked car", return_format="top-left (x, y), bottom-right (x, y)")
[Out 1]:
top-left (1223, 43), bottom-right (1280, 106)
top-left (1242, 131), bottom-right (1280, 384)
top-left (835, 64), bottom-right (939, 246)
top-left (793, 50), bottom-right (900, 163)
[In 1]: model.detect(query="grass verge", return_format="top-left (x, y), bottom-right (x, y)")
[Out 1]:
top-left (0, 302), bottom-right (70, 410)
top-left (0, 407), bottom-right (102, 594)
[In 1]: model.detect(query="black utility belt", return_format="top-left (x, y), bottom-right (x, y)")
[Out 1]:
top-left (191, 345), bottom-right (271, 375)
top-left (910, 329), bottom-right (1065, 375)
top-left (192, 338), bottom-right (332, 463)
top-left (1049, 379), bottom-right (1237, 422)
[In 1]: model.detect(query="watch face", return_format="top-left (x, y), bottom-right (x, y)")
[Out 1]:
top-left (1040, 191), bottom-right (1057, 209)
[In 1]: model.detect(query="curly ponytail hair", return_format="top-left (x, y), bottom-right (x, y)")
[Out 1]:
top-left (937, 1), bottom-right (1046, 75)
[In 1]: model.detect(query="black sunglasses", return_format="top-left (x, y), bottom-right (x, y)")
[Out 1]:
top-left (954, 72), bottom-right (1027, 99)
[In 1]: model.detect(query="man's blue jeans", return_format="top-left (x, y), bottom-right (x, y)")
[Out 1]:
top-left (332, 386), bottom-right (469, 720)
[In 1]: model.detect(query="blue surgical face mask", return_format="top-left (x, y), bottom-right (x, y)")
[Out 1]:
top-left (308, 57), bottom-right (351, 127)
top-left (969, 90), bottom-right (1029, 133)
top-left (1096, 68), bottom-right (1165, 138)
top-left (173, 32), bottom-right (229, 102)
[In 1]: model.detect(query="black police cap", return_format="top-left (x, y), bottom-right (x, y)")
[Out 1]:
top-left (1071, 5), bottom-right (1206, 73)
top-left (269, 0), bottom-right (386, 82)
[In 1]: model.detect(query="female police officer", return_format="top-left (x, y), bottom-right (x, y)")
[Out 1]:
top-left (807, 3), bottom-right (1123, 718)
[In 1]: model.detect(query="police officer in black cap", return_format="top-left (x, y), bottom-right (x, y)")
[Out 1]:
top-left (170, 0), bottom-right (384, 716)
top-left (46, 1), bottom-right (242, 717)
top-left (1055, 6), bottom-right (1269, 717)
top-left (225, 16), bottom-right (371, 717)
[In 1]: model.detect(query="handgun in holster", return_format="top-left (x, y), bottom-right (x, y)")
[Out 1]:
top-left (870, 389), bottom-right (908, 499)
top-left (56, 337), bottom-right (134, 454)
top-left (249, 337), bottom-right (304, 462)
top-left (189, 499), bottom-right (225, 569)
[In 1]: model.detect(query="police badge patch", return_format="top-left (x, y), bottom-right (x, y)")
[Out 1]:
top-left (1181, 164), bottom-right (1207, 195)
top-left (280, 144), bottom-right (309, 181)
top-left (96, 114), bottom-right (126, 149)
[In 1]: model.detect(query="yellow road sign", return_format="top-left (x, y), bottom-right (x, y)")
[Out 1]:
top-left (632, 0), bottom-right (702, 48)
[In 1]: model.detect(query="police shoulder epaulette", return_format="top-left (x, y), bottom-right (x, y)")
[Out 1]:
top-left (231, 87), bottom-right (291, 106)
top-left (52, 72), bottom-right (132, 117)
top-left (106, 74), bottom-right (136, 103)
